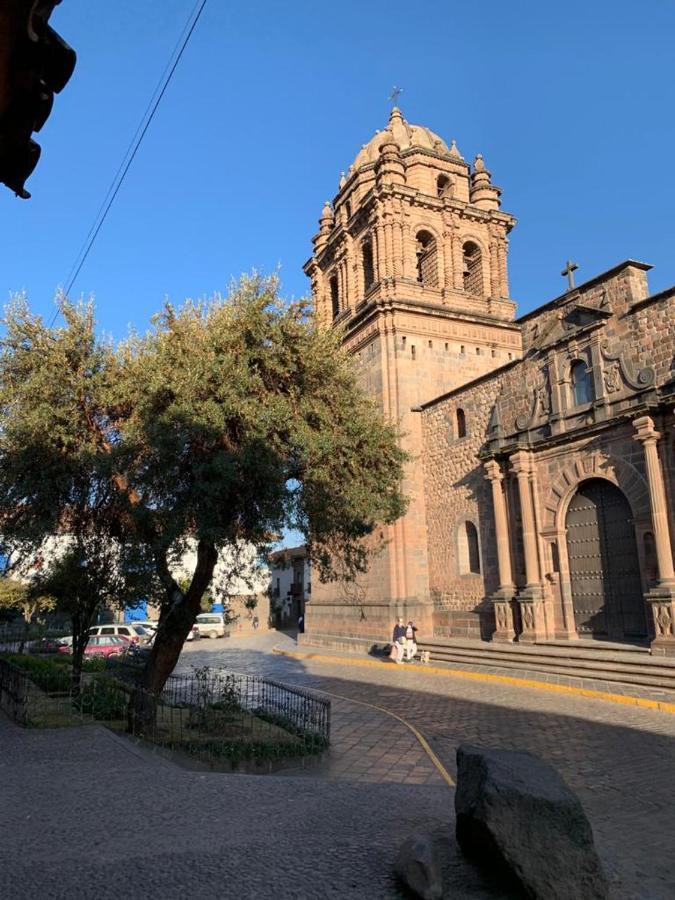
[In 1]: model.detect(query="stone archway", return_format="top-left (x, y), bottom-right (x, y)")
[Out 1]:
top-left (565, 478), bottom-right (647, 642)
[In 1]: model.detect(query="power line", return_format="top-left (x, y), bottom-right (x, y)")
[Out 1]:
top-left (53, 0), bottom-right (208, 325)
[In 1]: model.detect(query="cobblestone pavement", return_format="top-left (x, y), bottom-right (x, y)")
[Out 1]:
top-left (177, 631), bottom-right (675, 900)
top-left (0, 715), bottom-right (449, 900)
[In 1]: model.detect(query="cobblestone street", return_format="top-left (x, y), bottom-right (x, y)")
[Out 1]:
top-left (2, 632), bottom-right (675, 899)
top-left (178, 632), bottom-right (675, 899)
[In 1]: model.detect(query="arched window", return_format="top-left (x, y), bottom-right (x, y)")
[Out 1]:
top-left (456, 408), bottom-right (467, 438)
top-left (463, 241), bottom-right (483, 295)
top-left (345, 200), bottom-right (351, 219)
top-left (458, 521), bottom-right (481, 575)
top-left (329, 275), bottom-right (339, 320)
top-left (570, 360), bottom-right (594, 406)
top-left (437, 174), bottom-right (452, 199)
top-left (362, 241), bottom-right (374, 292)
top-left (415, 230), bottom-right (438, 287)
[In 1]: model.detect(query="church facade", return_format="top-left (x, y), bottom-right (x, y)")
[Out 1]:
top-left (303, 108), bottom-right (675, 657)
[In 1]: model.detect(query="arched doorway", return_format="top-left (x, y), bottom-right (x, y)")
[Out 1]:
top-left (565, 479), bottom-right (647, 642)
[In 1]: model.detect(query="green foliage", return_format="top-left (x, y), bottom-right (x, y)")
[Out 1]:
top-left (74, 679), bottom-right (129, 721)
top-left (0, 576), bottom-right (55, 625)
top-left (0, 276), bottom-right (407, 688)
top-left (0, 653), bottom-right (104, 693)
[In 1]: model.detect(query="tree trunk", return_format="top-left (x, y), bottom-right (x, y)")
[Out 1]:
top-left (71, 615), bottom-right (87, 698)
top-left (130, 540), bottom-right (218, 735)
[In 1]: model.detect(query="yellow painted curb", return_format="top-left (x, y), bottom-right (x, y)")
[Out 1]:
top-left (272, 647), bottom-right (675, 716)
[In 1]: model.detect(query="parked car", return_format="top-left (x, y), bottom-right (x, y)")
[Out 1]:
top-left (88, 624), bottom-right (150, 645)
top-left (131, 620), bottom-right (158, 637)
top-left (195, 613), bottom-right (229, 639)
top-left (58, 635), bottom-right (131, 658)
top-left (28, 637), bottom-right (67, 654)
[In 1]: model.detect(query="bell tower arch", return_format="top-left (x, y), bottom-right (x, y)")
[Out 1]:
top-left (303, 107), bottom-right (523, 640)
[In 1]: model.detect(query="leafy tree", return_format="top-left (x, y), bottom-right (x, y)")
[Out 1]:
top-left (0, 574), bottom-right (55, 653)
top-left (29, 536), bottom-right (155, 692)
top-left (0, 276), bottom-right (407, 716)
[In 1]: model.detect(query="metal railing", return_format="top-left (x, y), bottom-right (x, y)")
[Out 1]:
top-left (0, 658), bottom-right (330, 767)
top-left (0, 627), bottom-right (68, 655)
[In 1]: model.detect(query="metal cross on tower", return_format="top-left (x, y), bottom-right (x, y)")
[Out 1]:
top-left (561, 259), bottom-right (579, 290)
top-left (388, 85), bottom-right (403, 106)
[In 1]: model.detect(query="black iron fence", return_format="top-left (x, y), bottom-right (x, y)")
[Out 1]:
top-left (0, 627), bottom-right (69, 655)
top-left (0, 657), bottom-right (330, 768)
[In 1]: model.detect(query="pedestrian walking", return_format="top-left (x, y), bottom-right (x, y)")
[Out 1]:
top-left (404, 620), bottom-right (418, 662)
top-left (390, 616), bottom-right (406, 663)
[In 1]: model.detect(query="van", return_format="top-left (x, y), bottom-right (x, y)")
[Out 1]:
top-left (195, 613), bottom-right (229, 639)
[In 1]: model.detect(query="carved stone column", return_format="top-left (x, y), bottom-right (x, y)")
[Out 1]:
top-left (484, 459), bottom-right (516, 642)
top-left (633, 416), bottom-right (675, 655)
top-left (510, 450), bottom-right (546, 643)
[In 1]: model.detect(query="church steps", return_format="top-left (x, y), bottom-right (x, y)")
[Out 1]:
top-left (299, 632), bottom-right (675, 696)
top-left (417, 639), bottom-right (675, 693)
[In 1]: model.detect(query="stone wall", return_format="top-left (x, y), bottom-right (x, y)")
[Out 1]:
top-left (421, 264), bottom-right (675, 642)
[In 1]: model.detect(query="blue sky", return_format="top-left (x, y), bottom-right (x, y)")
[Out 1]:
top-left (2, 0), bottom-right (675, 335)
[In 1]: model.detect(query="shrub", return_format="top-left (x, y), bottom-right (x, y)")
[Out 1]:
top-left (74, 679), bottom-right (129, 720)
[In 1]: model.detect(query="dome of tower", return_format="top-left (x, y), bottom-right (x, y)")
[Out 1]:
top-left (351, 107), bottom-right (453, 170)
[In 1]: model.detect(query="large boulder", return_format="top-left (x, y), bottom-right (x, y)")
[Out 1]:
top-left (395, 831), bottom-right (443, 900)
top-left (455, 744), bottom-right (608, 900)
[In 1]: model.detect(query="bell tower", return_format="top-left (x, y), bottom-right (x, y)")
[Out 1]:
top-left (303, 107), bottom-right (523, 641)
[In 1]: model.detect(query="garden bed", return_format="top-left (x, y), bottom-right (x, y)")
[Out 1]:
top-left (0, 655), bottom-right (330, 769)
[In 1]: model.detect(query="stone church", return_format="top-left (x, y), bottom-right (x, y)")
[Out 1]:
top-left (303, 107), bottom-right (675, 657)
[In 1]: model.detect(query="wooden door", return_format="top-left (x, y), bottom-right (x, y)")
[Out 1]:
top-left (566, 479), bottom-right (647, 641)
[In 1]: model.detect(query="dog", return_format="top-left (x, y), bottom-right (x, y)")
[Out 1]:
top-left (420, 650), bottom-right (431, 664)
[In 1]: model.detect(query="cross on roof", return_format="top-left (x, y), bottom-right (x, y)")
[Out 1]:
top-left (388, 85), bottom-right (403, 106)
top-left (561, 259), bottom-right (579, 290)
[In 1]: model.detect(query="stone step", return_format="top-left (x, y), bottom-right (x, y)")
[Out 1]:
top-left (420, 637), bottom-right (669, 668)
top-left (417, 641), bottom-right (675, 692)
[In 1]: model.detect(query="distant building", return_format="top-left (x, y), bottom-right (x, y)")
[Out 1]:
top-left (269, 545), bottom-right (310, 627)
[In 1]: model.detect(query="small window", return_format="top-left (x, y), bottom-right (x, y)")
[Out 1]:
top-left (415, 230), bottom-right (438, 287)
top-left (458, 521), bottom-right (481, 575)
top-left (437, 174), bottom-right (452, 199)
top-left (460, 345), bottom-right (465, 354)
top-left (476, 347), bottom-right (481, 355)
top-left (362, 240), bottom-right (374, 291)
top-left (444, 342), bottom-right (449, 351)
top-left (463, 241), bottom-right (483, 295)
top-left (330, 275), bottom-right (339, 320)
top-left (428, 340), bottom-right (433, 349)
top-left (101, 627), bottom-right (114, 635)
top-left (411, 345), bottom-right (417, 360)
top-left (345, 199), bottom-right (351, 219)
top-left (456, 408), bottom-right (467, 438)
top-left (570, 360), bottom-right (594, 406)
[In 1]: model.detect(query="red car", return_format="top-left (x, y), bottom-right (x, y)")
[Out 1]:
top-left (58, 635), bottom-right (131, 658)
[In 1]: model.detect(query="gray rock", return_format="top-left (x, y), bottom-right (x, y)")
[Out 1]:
top-left (455, 744), bottom-right (608, 900)
top-left (395, 831), bottom-right (443, 900)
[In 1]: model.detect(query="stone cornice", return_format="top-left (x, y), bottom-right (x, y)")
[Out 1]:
top-left (344, 296), bottom-right (522, 339)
